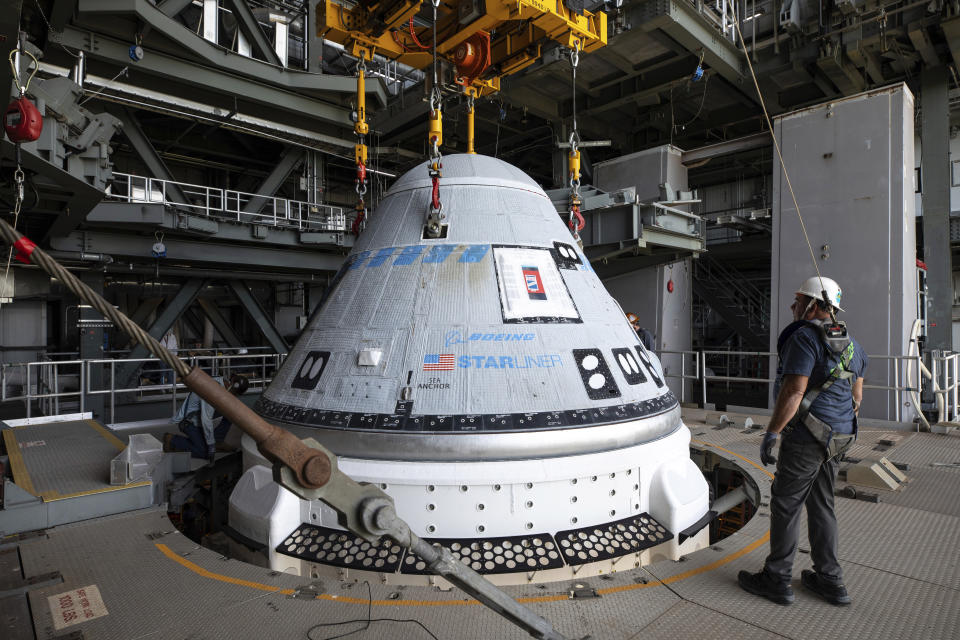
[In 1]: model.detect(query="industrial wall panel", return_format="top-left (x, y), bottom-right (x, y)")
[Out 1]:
top-left (771, 85), bottom-right (918, 421)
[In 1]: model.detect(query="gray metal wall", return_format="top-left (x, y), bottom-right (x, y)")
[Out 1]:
top-left (592, 145), bottom-right (693, 402)
top-left (593, 145), bottom-right (686, 202)
top-left (771, 85), bottom-right (918, 422)
top-left (603, 260), bottom-right (693, 402)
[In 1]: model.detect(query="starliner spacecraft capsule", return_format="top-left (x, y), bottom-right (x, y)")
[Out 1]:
top-left (230, 154), bottom-right (709, 584)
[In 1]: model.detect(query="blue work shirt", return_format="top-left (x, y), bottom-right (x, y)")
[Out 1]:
top-left (775, 322), bottom-right (868, 437)
top-left (172, 376), bottom-right (223, 447)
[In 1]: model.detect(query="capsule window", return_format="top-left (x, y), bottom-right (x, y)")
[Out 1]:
top-left (572, 348), bottom-right (621, 400)
top-left (291, 350), bottom-right (331, 391)
top-left (634, 346), bottom-right (665, 388)
top-left (552, 241), bottom-right (583, 269)
top-left (613, 347), bottom-right (647, 385)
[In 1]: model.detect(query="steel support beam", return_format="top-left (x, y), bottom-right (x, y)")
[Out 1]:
top-left (117, 278), bottom-right (207, 385)
top-left (227, 281), bottom-right (289, 353)
top-left (50, 231), bottom-right (346, 273)
top-left (908, 23), bottom-right (940, 68)
top-left (943, 17), bottom-right (960, 72)
top-left (110, 108), bottom-right (189, 203)
top-left (224, 0), bottom-right (282, 66)
top-left (681, 131), bottom-right (769, 165)
top-left (196, 298), bottom-right (243, 347)
top-left (921, 67), bottom-right (953, 351)
top-left (73, 0), bottom-right (388, 108)
top-left (243, 147), bottom-right (306, 213)
top-left (86, 202), bottom-right (353, 251)
top-left (157, 0), bottom-right (194, 17)
top-left (0, 139), bottom-right (105, 242)
top-left (123, 296), bottom-right (164, 348)
top-left (846, 46), bottom-right (884, 86)
top-left (181, 308), bottom-right (207, 345)
top-left (59, 27), bottom-right (357, 127)
top-left (306, 1), bottom-right (324, 73)
top-left (630, 0), bottom-right (747, 96)
top-left (128, 296), bottom-right (164, 328)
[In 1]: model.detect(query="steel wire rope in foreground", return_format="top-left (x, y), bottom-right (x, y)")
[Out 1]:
top-left (0, 216), bottom-right (570, 640)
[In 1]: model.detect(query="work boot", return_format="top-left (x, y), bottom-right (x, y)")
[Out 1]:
top-left (738, 569), bottom-right (795, 605)
top-left (801, 569), bottom-right (851, 605)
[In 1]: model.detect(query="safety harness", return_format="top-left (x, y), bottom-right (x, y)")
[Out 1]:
top-left (786, 319), bottom-right (858, 459)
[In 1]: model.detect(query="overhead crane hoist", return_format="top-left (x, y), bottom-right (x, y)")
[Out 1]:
top-left (319, 0), bottom-right (606, 91)
top-left (324, 0), bottom-right (607, 236)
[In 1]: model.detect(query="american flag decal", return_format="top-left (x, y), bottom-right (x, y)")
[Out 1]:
top-left (423, 353), bottom-right (455, 371)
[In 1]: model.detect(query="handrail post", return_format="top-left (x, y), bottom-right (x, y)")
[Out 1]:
top-left (172, 363), bottom-right (178, 418)
top-left (700, 350), bottom-right (707, 408)
top-left (679, 352), bottom-right (685, 404)
top-left (25, 362), bottom-right (32, 418)
top-left (80, 361), bottom-right (85, 414)
top-left (950, 353), bottom-right (960, 422)
top-left (110, 360), bottom-right (116, 425)
top-left (893, 357), bottom-right (900, 423)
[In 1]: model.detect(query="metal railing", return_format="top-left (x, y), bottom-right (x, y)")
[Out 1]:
top-left (657, 350), bottom-right (701, 404)
top-left (930, 351), bottom-right (960, 423)
top-left (107, 173), bottom-right (346, 233)
top-left (2, 353), bottom-right (286, 423)
top-left (4, 349), bottom-right (954, 427)
top-left (655, 349), bottom-right (932, 425)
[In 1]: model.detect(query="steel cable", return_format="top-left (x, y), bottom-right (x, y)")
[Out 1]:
top-left (731, 18), bottom-right (831, 311)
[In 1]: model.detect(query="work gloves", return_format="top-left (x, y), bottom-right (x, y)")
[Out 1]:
top-left (760, 431), bottom-right (779, 466)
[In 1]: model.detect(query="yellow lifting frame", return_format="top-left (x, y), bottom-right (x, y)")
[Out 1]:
top-left (318, 0), bottom-right (606, 82)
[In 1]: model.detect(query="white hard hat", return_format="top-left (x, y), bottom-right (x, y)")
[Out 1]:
top-left (796, 276), bottom-right (844, 312)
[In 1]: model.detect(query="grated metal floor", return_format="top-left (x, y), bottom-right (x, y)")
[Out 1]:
top-left (11, 409), bottom-right (960, 639)
top-left (3, 419), bottom-right (127, 499)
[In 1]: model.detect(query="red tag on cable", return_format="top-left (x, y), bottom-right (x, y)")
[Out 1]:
top-left (13, 236), bottom-right (37, 264)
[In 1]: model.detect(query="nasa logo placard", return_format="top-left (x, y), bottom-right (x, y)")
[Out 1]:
top-left (291, 350), bottom-right (331, 390)
top-left (522, 265), bottom-right (547, 300)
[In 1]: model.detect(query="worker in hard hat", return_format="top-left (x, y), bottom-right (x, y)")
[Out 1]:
top-left (164, 374), bottom-right (250, 459)
top-left (739, 276), bottom-right (867, 606)
top-left (626, 312), bottom-right (656, 351)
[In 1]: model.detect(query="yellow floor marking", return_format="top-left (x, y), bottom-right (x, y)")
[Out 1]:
top-left (41, 481), bottom-right (152, 502)
top-left (154, 440), bottom-right (775, 607)
top-left (692, 439), bottom-right (776, 479)
top-left (155, 528), bottom-right (773, 607)
top-left (3, 429), bottom-right (38, 496)
top-left (85, 419), bottom-right (127, 451)
top-left (4, 419), bottom-right (135, 500)
top-left (596, 532), bottom-right (770, 596)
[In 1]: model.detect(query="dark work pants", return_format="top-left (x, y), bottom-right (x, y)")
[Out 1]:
top-left (764, 431), bottom-right (843, 586)
top-left (170, 420), bottom-right (231, 459)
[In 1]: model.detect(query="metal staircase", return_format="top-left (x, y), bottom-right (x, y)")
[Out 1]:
top-left (693, 255), bottom-right (770, 350)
